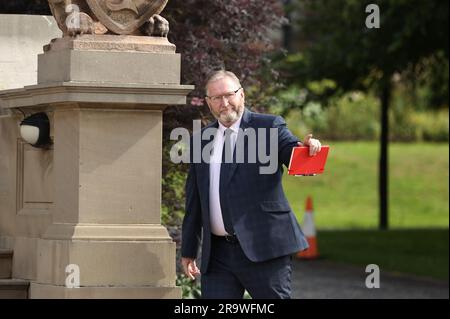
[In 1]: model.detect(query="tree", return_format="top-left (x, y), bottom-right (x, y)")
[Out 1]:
top-left (284, 0), bottom-right (449, 229)
top-left (165, 0), bottom-right (285, 115)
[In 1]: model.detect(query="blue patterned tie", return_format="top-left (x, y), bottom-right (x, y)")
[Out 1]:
top-left (219, 128), bottom-right (235, 235)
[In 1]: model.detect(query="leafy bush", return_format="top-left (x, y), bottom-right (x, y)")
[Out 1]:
top-left (283, 91), bottom-right (380, 141)
top-left (176, 274), bottom-right (201, 299)
top-left (324, 92), bottom-right (380, 140)
top-left (389, 94), bottom-right (449, 142)
top-left (161, 142), bottom-right (187, 227)
top-left (409, 109), bottom-right (449, 142)
top-left (282, 89), bottom-right (448, 142)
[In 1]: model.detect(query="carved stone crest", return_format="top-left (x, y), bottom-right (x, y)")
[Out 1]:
top-left (47, 0), bottom-right (169, 37)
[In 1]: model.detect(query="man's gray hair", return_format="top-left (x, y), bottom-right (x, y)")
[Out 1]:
top-left (205, 70), bottom-right (242, 96)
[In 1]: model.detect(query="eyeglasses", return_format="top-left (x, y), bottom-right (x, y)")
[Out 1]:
top-left (206, 87), bottom-right (242, 104)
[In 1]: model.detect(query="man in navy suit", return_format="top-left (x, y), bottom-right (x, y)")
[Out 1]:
top-left (181, 70), bottom-right (322, 299)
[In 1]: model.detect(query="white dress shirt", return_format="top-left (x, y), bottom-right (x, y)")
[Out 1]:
top-left (209, 114), bottom-right (242, 236)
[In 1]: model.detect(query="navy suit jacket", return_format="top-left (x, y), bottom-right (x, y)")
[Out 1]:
top-left (181, 108), bottom-right (309, 273)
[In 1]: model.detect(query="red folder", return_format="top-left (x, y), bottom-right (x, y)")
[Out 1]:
top-left (288, 146), bottom-right (330, 176)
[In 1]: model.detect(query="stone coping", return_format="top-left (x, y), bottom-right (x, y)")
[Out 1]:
top-left (0, 81), bottom-right (194, 109)
top-left (44, 35), bottom-right (177, 53)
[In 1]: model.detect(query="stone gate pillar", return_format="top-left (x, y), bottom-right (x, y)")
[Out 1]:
top-left (0, 34), bottom-right (193, 298)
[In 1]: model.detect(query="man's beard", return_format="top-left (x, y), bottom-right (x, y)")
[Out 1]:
top-left (214, 104), bottom-right (243, 125)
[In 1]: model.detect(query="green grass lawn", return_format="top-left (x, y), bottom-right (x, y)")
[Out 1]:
top-left (317, 229), bottom-right (449, 280)
top-left (283, 142), bottom-right (448, 280)
top-left (283, 142), bottom-right (449, 229)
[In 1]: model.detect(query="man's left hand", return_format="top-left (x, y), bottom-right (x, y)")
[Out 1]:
top-left (300, 134), bottom-right (322, 156)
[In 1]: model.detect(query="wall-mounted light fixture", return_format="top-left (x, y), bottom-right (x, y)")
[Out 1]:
top-left (19, 112), bottom-right (53, 149)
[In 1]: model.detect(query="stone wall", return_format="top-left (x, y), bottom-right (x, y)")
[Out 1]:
top-left (0, 14), bottom-right (61, 91)
top-left (0, 14), bottom-right (60, 249)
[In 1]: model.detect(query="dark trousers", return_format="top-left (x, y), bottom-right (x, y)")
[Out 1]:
top-left (201, 234), bottom-right (292, 299)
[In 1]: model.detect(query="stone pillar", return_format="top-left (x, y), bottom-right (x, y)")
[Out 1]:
top-left (0, 35), bottom-right (193, 298)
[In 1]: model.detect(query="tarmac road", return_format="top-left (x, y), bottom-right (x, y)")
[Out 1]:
top-left (291, 259), bottom-right (449, 299)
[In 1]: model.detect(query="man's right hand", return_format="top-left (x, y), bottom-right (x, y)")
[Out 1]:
top-left (301, 134), bottom-right (322, 156)
top-left (181, 257), bottom-right (200, 280)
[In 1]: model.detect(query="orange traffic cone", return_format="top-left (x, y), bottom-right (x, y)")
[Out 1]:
top-left (297, 196), bottom-right (319, 259)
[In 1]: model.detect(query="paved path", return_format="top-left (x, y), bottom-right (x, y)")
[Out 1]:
top-left (291, 259), bottom-right (449, 299)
